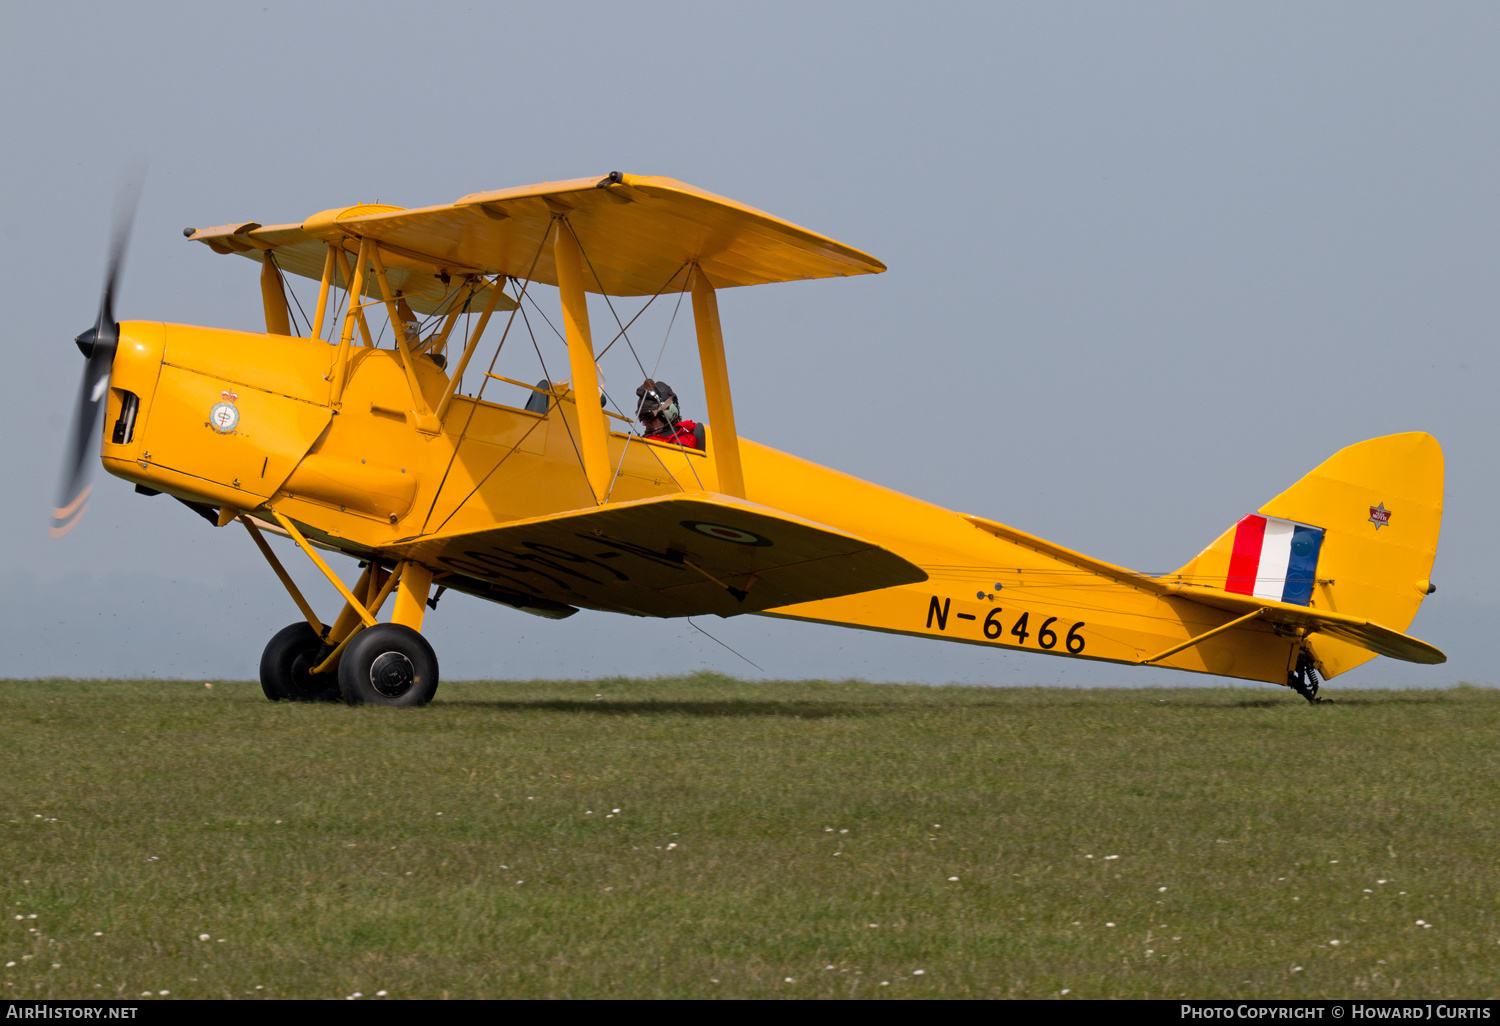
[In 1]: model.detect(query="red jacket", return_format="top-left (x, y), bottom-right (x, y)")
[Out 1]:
top-left (647, 419), bottom-right (702, 450)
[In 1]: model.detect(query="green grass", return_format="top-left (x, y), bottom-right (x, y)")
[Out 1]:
top-left (1, 676), bottom-right (1497, 999)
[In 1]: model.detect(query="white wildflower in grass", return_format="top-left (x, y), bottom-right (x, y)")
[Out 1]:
top-left (217, 939), bottom-right (225, 943)
top-left (1377, 879), bottom-right (1388, 884)
top-left (869, 924), bottom-right (878, 928)
top-left (666, 843), bottom-right (677, 850)
top-left (1330, 860), bottom-right (1338, 864)
top-left (26, 916), bottom-right (35, 920)
top-left (51, 964), bottom-right (59, 969)
top-left (839, 829), bottom-right (848, 834)
top-left (140, 992), bottom-right (150, 998)
top-left (913, 970), bottom-right (925, 976)
top-left (1061, 989), bottom-right (1071, 995)
top-left (4, 963), bottom-right (13, 968)
top-left (880, 981), bottom-right (889, 986)
top-left (784, 977), bottom-right (794, 983)
top-left (824, 827), bottom-right (833, 832)
top-left (1364, 889), bottom-right (1373, 893)
top-left (375, 991), bottom-right (386, 997)
top-left (1329, 940), bottom-right (1340, 946)
top-left (93, 932), bottom-right (102, 937)
top-left (158, 990), bottom-right (168, 996)
top-left (198, 935), bottom-right (210, 941)
top-left (1158, 887), bottom-right (1168, 892)
top-left (825, 965), bottom-right (835, 970)
top-left (1104, 855), bottom-right (1119, 860)
top-left (612, 809), bottom-right (621, 814)
top-left (948, 876), bottom-right (959, 881)
top-left (1084, 854), bottom-right (1093, 859)
top-left (1415, 919), bottom-right (1426, 925)
top-left (1292, 967), bottom-right (1302, 973)
top-left (1106, 922), bottom-right (1115, 927)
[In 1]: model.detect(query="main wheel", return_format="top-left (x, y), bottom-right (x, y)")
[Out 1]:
top-left (259, 622), bottom-right (340, 703)
top-left (337, 624), bottom-right (439, 707)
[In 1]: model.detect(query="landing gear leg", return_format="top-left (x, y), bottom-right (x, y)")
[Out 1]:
top-left (1288, 650), bottom-right (1324, 705)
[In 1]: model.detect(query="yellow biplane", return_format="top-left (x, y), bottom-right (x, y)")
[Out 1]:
top-left (54, 173), bottom-right (1445, 705)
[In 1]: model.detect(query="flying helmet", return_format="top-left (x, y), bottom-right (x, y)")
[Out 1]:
top-left (635, 379), bottom-right (680, 424)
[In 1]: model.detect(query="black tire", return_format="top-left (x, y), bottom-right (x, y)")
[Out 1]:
top-left (259, 622), bottom-right (340, 703)
top-left (337, 624), bottom-right (439, 707)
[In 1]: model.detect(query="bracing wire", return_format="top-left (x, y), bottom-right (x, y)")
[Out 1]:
top-left (687, 618), bottom-right (765, 673)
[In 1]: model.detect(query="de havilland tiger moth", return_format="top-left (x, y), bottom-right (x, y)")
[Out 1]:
top-left (51, 172), bottom-right (1445, 705)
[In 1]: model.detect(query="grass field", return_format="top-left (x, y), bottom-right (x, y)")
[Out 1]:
top-left (1, 676), bottom-right (1497, 1000)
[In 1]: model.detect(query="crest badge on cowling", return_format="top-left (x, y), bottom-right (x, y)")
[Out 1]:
top-left (1368, 502), bottom-right (1392, 530)
top-left (209, 402), bottom-right (240, 434)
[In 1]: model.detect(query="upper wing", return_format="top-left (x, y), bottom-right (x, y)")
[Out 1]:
top-left (388, 492), bottom-right (927, 618)
top-left (189, 173), bottom-right (886, 299)
top-left (185, 218), bottom-right (513, 316)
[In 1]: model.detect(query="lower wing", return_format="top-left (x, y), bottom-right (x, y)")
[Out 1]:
top-left (389, 492), bottom-right (928, 618)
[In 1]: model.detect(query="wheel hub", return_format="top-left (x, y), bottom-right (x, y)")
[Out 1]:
top-left (368, 651), bottom-right (416, 698)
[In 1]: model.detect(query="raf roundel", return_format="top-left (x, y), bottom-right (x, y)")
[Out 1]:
top-left (208, 402), bottom-right (240, 433)
top-left (682, 521), bottom-right (773, 547)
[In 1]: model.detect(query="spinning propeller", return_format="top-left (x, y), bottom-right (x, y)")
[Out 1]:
top-left (51, 189), bottom-right (139, 538)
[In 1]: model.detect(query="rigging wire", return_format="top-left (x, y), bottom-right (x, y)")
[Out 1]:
top-left (421, 221), bottom-right (553, 532)
top-left (651, 278), bottom-right (689, 379)
top-left (595, 261), bottom-right (689, 363)
top-left (268, 253), bottom-right (313, 337)
top-left (687, 618), bottom-right (765, 673)
top-left (323, 258), bottom-right (349, 343)
top-left (569, 221), bottom-right (648, 378)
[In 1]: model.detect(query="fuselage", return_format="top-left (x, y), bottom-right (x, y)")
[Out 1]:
top-left (101, 320), bottom-right (1301, 685)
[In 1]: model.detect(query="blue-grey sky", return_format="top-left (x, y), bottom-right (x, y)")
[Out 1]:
top-left (2, 2), bottom-right (1495, 688)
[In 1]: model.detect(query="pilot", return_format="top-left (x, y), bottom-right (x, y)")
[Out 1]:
top-left (636, 378), bottom-right (704, 450)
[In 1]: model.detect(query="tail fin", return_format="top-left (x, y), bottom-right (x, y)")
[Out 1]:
top-left (1169, 432), bottom-right (1444, 678)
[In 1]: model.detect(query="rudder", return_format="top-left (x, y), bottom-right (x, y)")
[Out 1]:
top-left (1169, 432), bottom-right (1444, 678)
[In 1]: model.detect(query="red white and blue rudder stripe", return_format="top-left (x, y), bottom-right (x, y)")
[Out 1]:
top-left (1225, 514), bottom-right (1325, 606)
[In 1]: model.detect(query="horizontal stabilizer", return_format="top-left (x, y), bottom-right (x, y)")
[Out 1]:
top-left (389, 492), bottom-right (927, 618)
top-left (1165, 584), bottom-right (1445, 665)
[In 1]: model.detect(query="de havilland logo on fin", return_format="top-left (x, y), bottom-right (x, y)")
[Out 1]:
top-left (1369, 502), bottom-right (1392, 530)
